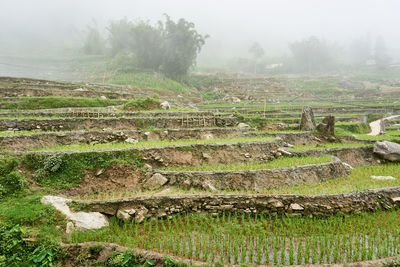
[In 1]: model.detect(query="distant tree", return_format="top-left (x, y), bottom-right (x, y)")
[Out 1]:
top-left (131, 21), bottom-right (164, 70)
top-left (107, 18), bottom-right (133, 57)
top-left (159, 15), bottom-right (208, 78)
top-left (289, 36), bottom-right (332, 73)
top-left (374, 36), bottom-right (391, 69)
top-left (249, 42), bottom-right (264, 73)
top-left (249, 42), bottom-right (264, 59)
top-left (82, 24), bottom-right (105, 55)
top-left (349, 36), bottom-right (371, 66)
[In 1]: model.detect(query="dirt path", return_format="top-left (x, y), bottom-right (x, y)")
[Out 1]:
top-left (368, 115), bottom-right (400, 136)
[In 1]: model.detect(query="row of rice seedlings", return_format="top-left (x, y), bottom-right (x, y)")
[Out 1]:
top-left (355, 134), bottom-right (400, 142)
top-left (292, 142), bottom-right (372, 151)
top-left (34, 136), bottom-right (275, 151)
top-left (73, 163), bottom-right (400, 201)
top-left (71, 210), bottom-right (400, 265)
top-left (160, 155), bottom-right (333, 172)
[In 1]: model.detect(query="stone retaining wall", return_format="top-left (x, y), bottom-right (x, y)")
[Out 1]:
top-left (26, 139), bottom-right (281, 168)
top-left (1, 128), bottom-right (318, 151)
top-left (0, 88), bottom-right (135, 99)
top-left (0, 128), bottom-right (246, 151)
top-left (0, 111), bottom-right (213, 118)
top-left (292, 146), bottom-right (377, 166)
top-left (154, 158), bottom-right (350, 190)
top-left (0, 117), bottom-right (238, 131)
top-left (74, 187), bottom-right (400, 221)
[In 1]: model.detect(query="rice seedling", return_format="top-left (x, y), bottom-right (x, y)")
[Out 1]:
top-left (71, 210), bottom-right (400, 265)
top-left (72, 163), bottom-right (400, 201)
top-left (34, 136), bottom-right (275, 151)
top-left (292, 142), bottom-right (372, 151)
top-left (160, 155), bottom-right (333, 171)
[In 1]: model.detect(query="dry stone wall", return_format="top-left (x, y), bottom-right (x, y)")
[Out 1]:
top-left (154, 158), bottom-right (350, 190)
top-left (0, 128), bottom-right (246, 151)
top-left (25, 139), bottom-right (281, 168)
top-left (0, 117), bottom-right (238, 131)
top-left (293, 146), bottom-right (377, 166)
top-left (74, 187), bottom-right (400, 221)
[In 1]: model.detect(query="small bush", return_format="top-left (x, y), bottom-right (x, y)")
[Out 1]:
top-left (123, 97), bottom-right (160, 111)
top-left (0, 157), bottom-right (25, 197)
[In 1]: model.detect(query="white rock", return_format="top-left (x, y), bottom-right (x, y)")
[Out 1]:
top-left (100, 95), bottom-right (107, 100)
top-left (238, 123), bottom-right (251, 129)
top-left (160, 101), bottom-right (171, 110)
top-left (202, 180), bottom-right (217, 192)
top-left (143, 173), bottom-right (168, 190)
top-left (374, 141), bottom-right (400, 162)
top-left (290, 203), bottom-right (304, 211)
top-left (277, 148), bottom-right (292, 156)
top-left (66, 222), bottom-right (75, 234)
top-left (392, 197), bottom-right (400, 202)
top-left (117, 209), bottom-right (135, 221)
top-left (232, 96), bottom-right (241, 103)
top-left (41, 196), bottom-right (108, 230)
top-left (370, 176), bottom-right (396, 180)
top-left (125, 137), bottom-right (138, 143)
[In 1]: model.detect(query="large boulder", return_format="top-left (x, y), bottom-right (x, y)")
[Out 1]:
top-left (300, 106), bottom-right (316, 131)
top-left (317, 115), bottom-right (335, 135)
top-left (41, 196), bottom-right (108, 232)
top-left (373, 141), bottom-right (400, 161)
top-left (143, 173), bottom-right (168, 190)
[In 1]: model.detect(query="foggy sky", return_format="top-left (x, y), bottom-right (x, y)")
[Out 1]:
top-left (1, 0), bottom-right (400, 63)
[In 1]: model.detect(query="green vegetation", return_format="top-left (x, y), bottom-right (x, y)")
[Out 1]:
top-left (71, 210), bottom-right (400, 265)
top-left (23, 151), bottom-right (143, 189)
top-left (386, 130), bottom-right (400, 136)
top-left (0, 156), bottom-right (25, 197)
top-left (335, 122), bottom-right (370, 134)
top-left (106, 72), bottom-right (193, 93)
top-left (355, 134), bottom-right (400, 142)
top-left (292, 142), bottom-right (372, 151)
top-left (75, 163), bottom-right (400, 200)
top-left (123, 96), bottom-right (161, 111)
top-left (266, 163), bottom-right (400, 195)
top-left (161, 155), bottom-right (333, 171)
top-left (34, 136), bottom-right (275, 151)
top-left (2, 97), bottom-right (123, 110)
top-left (0, 191), bottom-right (64, 267)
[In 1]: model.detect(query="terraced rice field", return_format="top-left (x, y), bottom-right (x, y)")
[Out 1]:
top-left (1, 76), bottom-right (400, 266)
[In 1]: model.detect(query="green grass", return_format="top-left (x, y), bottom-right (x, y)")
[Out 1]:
top-left (355, 134), bottom-right (400, 142)
top-left (105, 72), bottom-right (193, 93)
top-left (265, 163), bottom-right (400, 195)
top-left (1, 97), bottom-right (123, 110)
top-left (76, 163), bottom-right (400, 201)
top-left (386, 130), bottom-right (400, 136)
top-left (292, 142), bottom-right (372, 151)
top-left (161, 155), bottom-right (333, 171)
top-left (34, 136), bottom-right (275, 151)
top-left (71, 209), bottom-right (400, 265)
top-left (123, 97), bottom-right (161, 111)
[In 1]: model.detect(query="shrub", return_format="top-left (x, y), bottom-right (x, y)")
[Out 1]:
top-left (0, 157), bottom-right (25, 197)
top-left (123, 97), bottom-right (160, 111)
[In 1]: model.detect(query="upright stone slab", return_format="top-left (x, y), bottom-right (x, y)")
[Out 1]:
top-left (300, 106), bottom-right (316, 131)
top-left (317, 115), bottom-right (335, 135)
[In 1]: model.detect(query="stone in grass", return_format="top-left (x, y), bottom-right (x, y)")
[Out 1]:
top-left (143, 173), bottom-right (168, 190)
top-left (237, 123), bottom-right (251, 129)
top-left (370, 176), bottom-right (396, 180)
top-left (125, 137), bottom-right (138, 143)
top-left (160, 101), bottom-right (171, 110)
